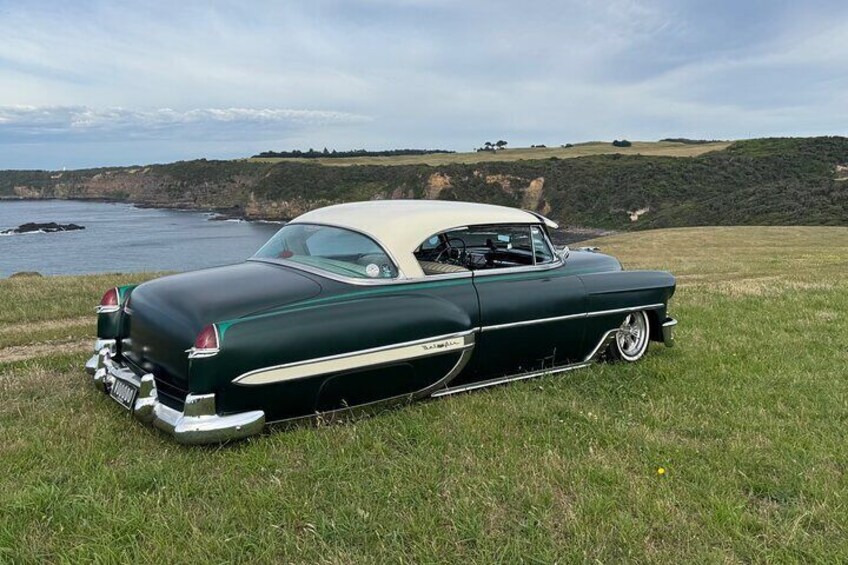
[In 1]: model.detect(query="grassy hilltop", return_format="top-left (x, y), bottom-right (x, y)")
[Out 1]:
top-left (249, 140), bottom-right (733, 166)
top-left (2, 226), bottom-right (847, 562)
top-left (1, 137), bottom-right (846, 230)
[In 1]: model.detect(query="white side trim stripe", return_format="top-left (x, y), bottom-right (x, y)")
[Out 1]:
top-left (234, 331), bottom-right (474, 386)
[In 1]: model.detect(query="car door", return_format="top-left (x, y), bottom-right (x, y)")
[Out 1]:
top-left (454, 224), bottom-right (588, 383)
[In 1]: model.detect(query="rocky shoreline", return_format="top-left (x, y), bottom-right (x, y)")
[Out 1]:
top-left (0, 197), bottom-right (612, 244)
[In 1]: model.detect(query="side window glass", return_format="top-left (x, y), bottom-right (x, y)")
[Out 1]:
top-left (254, 224), bottom-right (398, 279)
top-left (415, 224), bottom-right (553, 275)
top-left (531, 226), bottom-right (554, 264)
top-left (414, 231), bottom-right (472, 275)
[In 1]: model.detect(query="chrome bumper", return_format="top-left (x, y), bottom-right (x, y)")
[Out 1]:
top-left (661, 317), bottom-right (677, 347)
top-left (85, 344), bottom-right (265, 444)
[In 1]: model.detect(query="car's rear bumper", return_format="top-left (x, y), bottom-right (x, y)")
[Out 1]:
top-left (661, 317), bottom-right (677, 347)
top-left (85, 343), bottom-right (265, 444)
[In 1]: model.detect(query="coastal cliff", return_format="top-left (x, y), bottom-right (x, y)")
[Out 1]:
top-left (2, 137), bottom-right (846, 229)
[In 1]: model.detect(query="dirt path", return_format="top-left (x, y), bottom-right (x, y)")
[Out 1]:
top-left (0, 316), bottom-right (92, 338)
top-left (0, 338), bottom-right (91, 363)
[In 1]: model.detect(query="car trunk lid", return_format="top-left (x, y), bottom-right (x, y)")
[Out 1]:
top-left (126, 262), bottom-right (321, 396)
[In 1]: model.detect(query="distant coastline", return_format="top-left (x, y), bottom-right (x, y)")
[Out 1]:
top-left (2, 137), bottom-right (846, 231)
top-left (0, 197), bottom-right (608, 245)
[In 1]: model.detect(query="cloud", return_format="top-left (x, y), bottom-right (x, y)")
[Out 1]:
top-left (1, 1), bottom-right (847, 168)
top-left (0, 105), bottom-right (368, 142)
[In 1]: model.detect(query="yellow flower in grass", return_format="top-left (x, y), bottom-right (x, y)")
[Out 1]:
top-left (657, 467), bottom-right (666, 476)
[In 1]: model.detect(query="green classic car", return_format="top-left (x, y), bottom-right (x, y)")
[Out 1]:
top-left (86, 200), bottom-right (677, 444)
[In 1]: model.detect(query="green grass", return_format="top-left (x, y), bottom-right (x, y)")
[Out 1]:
top-left (1, 227), bottom-right (847, 562)
top-left (248, 140), bottom-right (732, 166)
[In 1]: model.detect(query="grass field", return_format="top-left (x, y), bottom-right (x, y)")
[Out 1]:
top-left (1, 226), bottom-right (846, 562)
top-left (248, 140), bottom-right (732, 167)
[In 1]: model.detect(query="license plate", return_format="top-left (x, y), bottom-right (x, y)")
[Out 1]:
top-left (110, 377), bottom-right (138, 411)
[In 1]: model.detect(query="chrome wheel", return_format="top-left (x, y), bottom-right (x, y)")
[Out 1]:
top-left (612, 311), bottom-right (650, 362)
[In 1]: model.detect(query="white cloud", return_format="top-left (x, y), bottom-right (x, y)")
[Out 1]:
top-left (0, 106), bottom-right (368, 141)
top-left (0, 0), bottom-right (847, 167)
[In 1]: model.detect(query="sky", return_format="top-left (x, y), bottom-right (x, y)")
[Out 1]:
top-left (1, 0), bottom-right (847, 169)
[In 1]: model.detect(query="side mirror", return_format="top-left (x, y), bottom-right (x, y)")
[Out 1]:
top-left (556, 246), bottom-right (570, 260)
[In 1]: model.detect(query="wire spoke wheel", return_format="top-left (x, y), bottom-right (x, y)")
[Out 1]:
top-left (610, 310), bottom-right (650, 362)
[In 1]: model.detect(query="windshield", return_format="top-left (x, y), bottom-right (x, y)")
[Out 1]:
top-left (253, 223), bottom-right (399, 280)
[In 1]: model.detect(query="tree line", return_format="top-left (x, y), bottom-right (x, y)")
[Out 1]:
top-left (253, 148), bottom-right (455, 159)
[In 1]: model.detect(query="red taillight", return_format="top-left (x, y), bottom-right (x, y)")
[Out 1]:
top-left (100, 288), bottom-right (119, 307)
top-left (97, 288), bottom-right (120, 313)
top-left (188, 325), bottom-right (220, 358)
top-left (194, 325), bottom-right (219, 352)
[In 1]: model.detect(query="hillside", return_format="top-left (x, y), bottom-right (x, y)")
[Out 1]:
top-left (2, 226), bottom-right (847, 561)
top-left (249, 140), bottom-right (732, 166)
top-left (1, 137), bottom-right (846, 230)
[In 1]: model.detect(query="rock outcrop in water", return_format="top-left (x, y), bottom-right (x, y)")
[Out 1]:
top-left (1, 222), bottom-right (85, 235)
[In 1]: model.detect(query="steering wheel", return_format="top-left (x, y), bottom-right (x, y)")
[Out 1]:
top-left (435, 237), bottom-right (467, 265)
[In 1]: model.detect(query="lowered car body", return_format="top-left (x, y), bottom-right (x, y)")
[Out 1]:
top-left (85, 200), bottom-right (677, 444)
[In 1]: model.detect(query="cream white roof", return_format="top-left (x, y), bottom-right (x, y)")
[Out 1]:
top-left (290, 200), bottom-right (553, 278)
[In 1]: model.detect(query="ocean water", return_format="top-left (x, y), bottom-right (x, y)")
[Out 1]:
top-left (0, 200), bottom-right (281, 277)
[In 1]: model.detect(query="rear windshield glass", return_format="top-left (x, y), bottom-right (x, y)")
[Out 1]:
top-left (253, 223), bottom-right (398, 280)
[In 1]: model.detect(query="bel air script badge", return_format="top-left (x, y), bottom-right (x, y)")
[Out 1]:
top-left (421, 339), bottom-right (463, 351)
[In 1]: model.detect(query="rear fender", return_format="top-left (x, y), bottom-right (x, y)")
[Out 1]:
top-left (192, 292), bottom-right (478, 420)
top-left (96, 284), bottom-right (138, 340)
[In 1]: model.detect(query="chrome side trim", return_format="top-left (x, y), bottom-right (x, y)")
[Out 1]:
top-left (585, 303), bottom-right (665, 318)
top-left (480, 312), bottom-right (585, 332)
top-left (662, 317), bottom-right (677, 347)
top-left (471, 257), bottom-right (564, 278)
top-left (233, 330), bottom-right (476, 386)
top-left (95, 305), bottom-right (121, 314)
top-left (406, 269), bottom-right (474, 282)
top-left (412, 344), bottom-right (475, 399)
top-left (432, 329), bottom-right (618, 398)
top-left (431, 362), bottom-right (591, 397)
top-left (584, 328), bottom-right (619, 361)
top-left (479, 303), bottom-right (665, 332)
